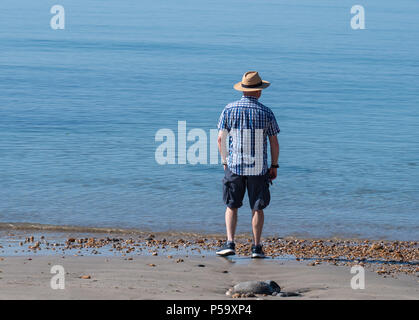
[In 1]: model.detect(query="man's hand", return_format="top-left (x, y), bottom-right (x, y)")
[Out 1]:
top-left (269, 167), bottom-right (277, 180)
top-left (223, 164), bottom-right (227, 171)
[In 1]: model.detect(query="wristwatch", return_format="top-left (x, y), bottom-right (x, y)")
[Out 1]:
top-left (271, 164), bottom-right (279, 168)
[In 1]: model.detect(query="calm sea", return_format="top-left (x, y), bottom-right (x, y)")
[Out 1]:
top-left (0, 0), bottom-right (418, 240)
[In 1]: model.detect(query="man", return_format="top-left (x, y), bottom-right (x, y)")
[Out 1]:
top-left (216, 71), bottom-right (280, 258)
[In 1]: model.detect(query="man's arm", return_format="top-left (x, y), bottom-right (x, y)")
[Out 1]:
top-left (218, 130), bottom-right (228, 169)
top-left (268, 135), bottom-right (279, 180)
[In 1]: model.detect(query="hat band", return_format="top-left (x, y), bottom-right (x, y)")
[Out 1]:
top-left (241, 81), bottom-right (263, 88)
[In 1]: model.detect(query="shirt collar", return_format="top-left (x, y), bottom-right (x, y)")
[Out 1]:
top-left (241, 95), bottom-right (259, 101)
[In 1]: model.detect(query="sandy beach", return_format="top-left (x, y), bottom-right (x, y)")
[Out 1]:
top-left (0, 255), bottom-right (418, 300)
top-left (0, 227), bottom-right (418, 300)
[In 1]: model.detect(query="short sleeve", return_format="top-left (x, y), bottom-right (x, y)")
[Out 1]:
top-left (267, 113), bottom-right (280, 136)
top-left (217, 108), bottom-right (230, 131)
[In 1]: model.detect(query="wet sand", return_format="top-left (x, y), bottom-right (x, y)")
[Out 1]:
top-left (0, 255), bottom-right (418, 300)
top-left (1, 228), bottom-right (417, 275)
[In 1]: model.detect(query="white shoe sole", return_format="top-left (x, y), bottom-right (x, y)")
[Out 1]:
top-left (216, 249), bottom-right (235, 256)
top-left (251, 253), bottom-right (265, 258)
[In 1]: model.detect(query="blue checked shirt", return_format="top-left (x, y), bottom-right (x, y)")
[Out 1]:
top-left (217, 96), bottom-right (280, 176)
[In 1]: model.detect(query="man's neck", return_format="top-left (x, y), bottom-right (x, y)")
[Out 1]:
top-left (243, 94), bottom-right (259, 99)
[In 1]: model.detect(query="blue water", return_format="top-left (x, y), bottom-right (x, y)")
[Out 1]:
top-left (0, 0), bottom-right (418, 240)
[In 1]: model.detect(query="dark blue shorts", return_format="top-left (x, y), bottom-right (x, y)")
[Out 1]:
top-left (222, 166), bottom-right (271, 210)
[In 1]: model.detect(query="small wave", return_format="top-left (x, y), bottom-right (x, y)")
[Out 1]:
top-left (0, 222), bottom-right (140, 234)
top-left (0, 222), bottom-right (226, 238)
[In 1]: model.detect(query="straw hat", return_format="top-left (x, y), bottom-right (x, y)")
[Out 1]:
top-left (233, 71), bottom-right (270, 92)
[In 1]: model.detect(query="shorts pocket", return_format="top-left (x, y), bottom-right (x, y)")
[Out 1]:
top-left (222, 178), bottom-right (231, 204)
top-left (249, 176), bottom-right (271, 210)
top-left (222, 177), bottom-right (244, 208)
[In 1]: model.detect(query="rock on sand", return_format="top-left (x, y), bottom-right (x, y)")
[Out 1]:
top-left (232, 280), bottom-right (281, 295)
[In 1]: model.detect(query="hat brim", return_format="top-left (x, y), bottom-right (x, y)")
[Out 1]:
top-left (233, 80), bottom-right (270, 92)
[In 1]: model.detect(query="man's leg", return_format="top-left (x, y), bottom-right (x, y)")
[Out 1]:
top-left (218, 167), bottom-right (246, 256)
top-left (226, 207), bottom-right (238, 242)
top-left (247, 174), bottom-right (270, 258)
top-left (251, 209), bottom-right (264, 246)
top-left (222, 167), bottom-right (246, 242)
top-left (217, 207), bottom-right (238, 256)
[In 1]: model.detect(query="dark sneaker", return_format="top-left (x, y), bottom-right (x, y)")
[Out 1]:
top-left (251, 244), bottom-right (265, 258)
top-left (216, 241), bottom-right (236, 256)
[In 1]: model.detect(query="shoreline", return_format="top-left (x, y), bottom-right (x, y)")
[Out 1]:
top-left (1, 227), bottom-right (417, 277)
top-left (1, 221), bottom-right (418, 243)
